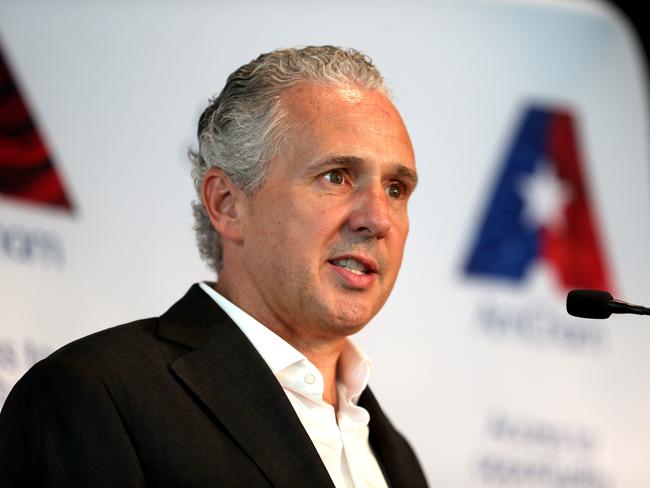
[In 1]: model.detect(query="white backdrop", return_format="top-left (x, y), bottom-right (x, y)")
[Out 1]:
top-left (1, 0), bottom-right (649, 486)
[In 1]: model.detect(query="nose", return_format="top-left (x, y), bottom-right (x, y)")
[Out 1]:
top-left (347, 186), bottom-right (392, 238)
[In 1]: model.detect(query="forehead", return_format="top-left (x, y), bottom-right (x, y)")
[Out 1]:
top-left (277, 82), bottom-right (415, 168)
top-left (280, 82), bottom-right (401, 129)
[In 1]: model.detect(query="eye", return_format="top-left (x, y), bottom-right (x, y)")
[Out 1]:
top-left (386, 182), bottom-right (405, 199)
top-left (323, 169), bottom-right (346, 185)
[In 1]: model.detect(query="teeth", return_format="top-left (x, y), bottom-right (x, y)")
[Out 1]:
top-left (333, 258), bottom-right (368, 274)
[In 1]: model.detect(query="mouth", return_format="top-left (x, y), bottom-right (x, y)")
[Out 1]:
top-left (328, 256), bottom-right (378, 275)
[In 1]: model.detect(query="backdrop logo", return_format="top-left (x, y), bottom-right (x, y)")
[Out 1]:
top-left (464, 105), bottom-right (611, 292)
top-left (0, 42), bottom-right (73, 211)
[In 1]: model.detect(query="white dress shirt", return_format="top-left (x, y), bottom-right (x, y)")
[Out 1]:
top-left (199, 282), bottom-right (388, 488)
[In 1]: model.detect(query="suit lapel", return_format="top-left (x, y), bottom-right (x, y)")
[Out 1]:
top-left (158, 285), bottom-right (334, 488)
top-left (360, 388), bottom-right (428, 488)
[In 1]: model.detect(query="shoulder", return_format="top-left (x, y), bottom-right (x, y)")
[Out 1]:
top-left (4, 319), bottom-right (148, 398)
top-left (32, 318), bottom-right (163, 379)
top-left (3, 283), bottom-right (225, 407)
top-left (0, 320), bottom-right (158, 484)
top-left (2, 316), bottom-right (189, 413)
top-left (46, 317), bottom-right (163, 367)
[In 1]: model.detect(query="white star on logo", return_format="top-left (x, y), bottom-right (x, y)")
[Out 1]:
top-left (516, 159), bottom-right (573, 230)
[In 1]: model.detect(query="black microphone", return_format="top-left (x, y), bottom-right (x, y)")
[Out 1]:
top-left (566, 289), bottom-right (650, 319)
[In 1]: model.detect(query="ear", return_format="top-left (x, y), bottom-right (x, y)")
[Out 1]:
top-left (200, 168), bottom-right (245, 243)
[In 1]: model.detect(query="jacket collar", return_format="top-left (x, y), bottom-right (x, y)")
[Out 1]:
top-left (157, 284), bottom-right (335, 488)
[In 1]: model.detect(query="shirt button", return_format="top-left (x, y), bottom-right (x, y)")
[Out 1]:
top-left (304, 373), bottom-right (315, 385)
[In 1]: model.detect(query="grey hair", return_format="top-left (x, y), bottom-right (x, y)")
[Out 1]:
top-left (189, 46), bottom-right (388, 273)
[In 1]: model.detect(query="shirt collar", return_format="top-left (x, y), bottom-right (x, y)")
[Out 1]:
top-left (337, 338), bottom-right (372, 403)
top-left (199, 281), bottom-right (304, 374)
top-left (199, 281), bottom-right (372, 402)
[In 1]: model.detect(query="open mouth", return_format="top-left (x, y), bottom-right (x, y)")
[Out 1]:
top-left (329, 257), bottom-right (373, 275)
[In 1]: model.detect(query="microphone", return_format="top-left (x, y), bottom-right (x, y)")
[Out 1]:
top-left (566, 289), bottom-right (650, 319)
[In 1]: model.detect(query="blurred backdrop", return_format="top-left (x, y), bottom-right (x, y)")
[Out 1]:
top-left (1, 0), bottom-right (649, 486)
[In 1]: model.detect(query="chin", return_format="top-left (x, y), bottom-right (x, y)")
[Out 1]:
top-left (305, 287), bottom-right (386, 335)
top-left (326, 303), bottom-right (378, 334)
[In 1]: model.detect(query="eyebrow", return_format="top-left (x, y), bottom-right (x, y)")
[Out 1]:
top-left (309, 154), bottom-right (419, 188)
top-left (393, 164), bottom-right (419, 189)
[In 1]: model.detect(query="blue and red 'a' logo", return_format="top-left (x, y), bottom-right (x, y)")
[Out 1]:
top-left (464, 106), bottom-right (612, 292)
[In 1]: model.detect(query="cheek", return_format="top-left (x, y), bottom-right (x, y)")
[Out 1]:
top-left (391, 210), bottom-right (410, 241)
top-left (287, 198), bottom-right (336, 238)
top-left (386, 215), bottom-right (409, 269)
top-left (251, 192), bottom-right (346, 262)
top-left (258, 207), bottom-right (315, 261)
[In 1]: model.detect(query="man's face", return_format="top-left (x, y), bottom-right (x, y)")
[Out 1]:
top-left (234, 82), bottom-right (417, 341)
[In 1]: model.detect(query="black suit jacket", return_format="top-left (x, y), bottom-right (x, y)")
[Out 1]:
top-left (0, 284), bottom-right (427, 487)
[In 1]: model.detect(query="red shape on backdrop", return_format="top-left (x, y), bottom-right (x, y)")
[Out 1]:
top-left (539, 110), bottom-right (612, 292)
top-left (0, 43), bottom-right (73, 211)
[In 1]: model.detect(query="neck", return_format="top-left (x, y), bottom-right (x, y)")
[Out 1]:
top-left (213, 277), bottom-right (346, 411)
top-left (299, 340), bottom-right (346, 411)
top-left (265, 323), bottom-right (347, 412)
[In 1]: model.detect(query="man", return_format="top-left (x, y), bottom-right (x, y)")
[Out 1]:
top-left (0, 46), bottom-right (427, 487)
